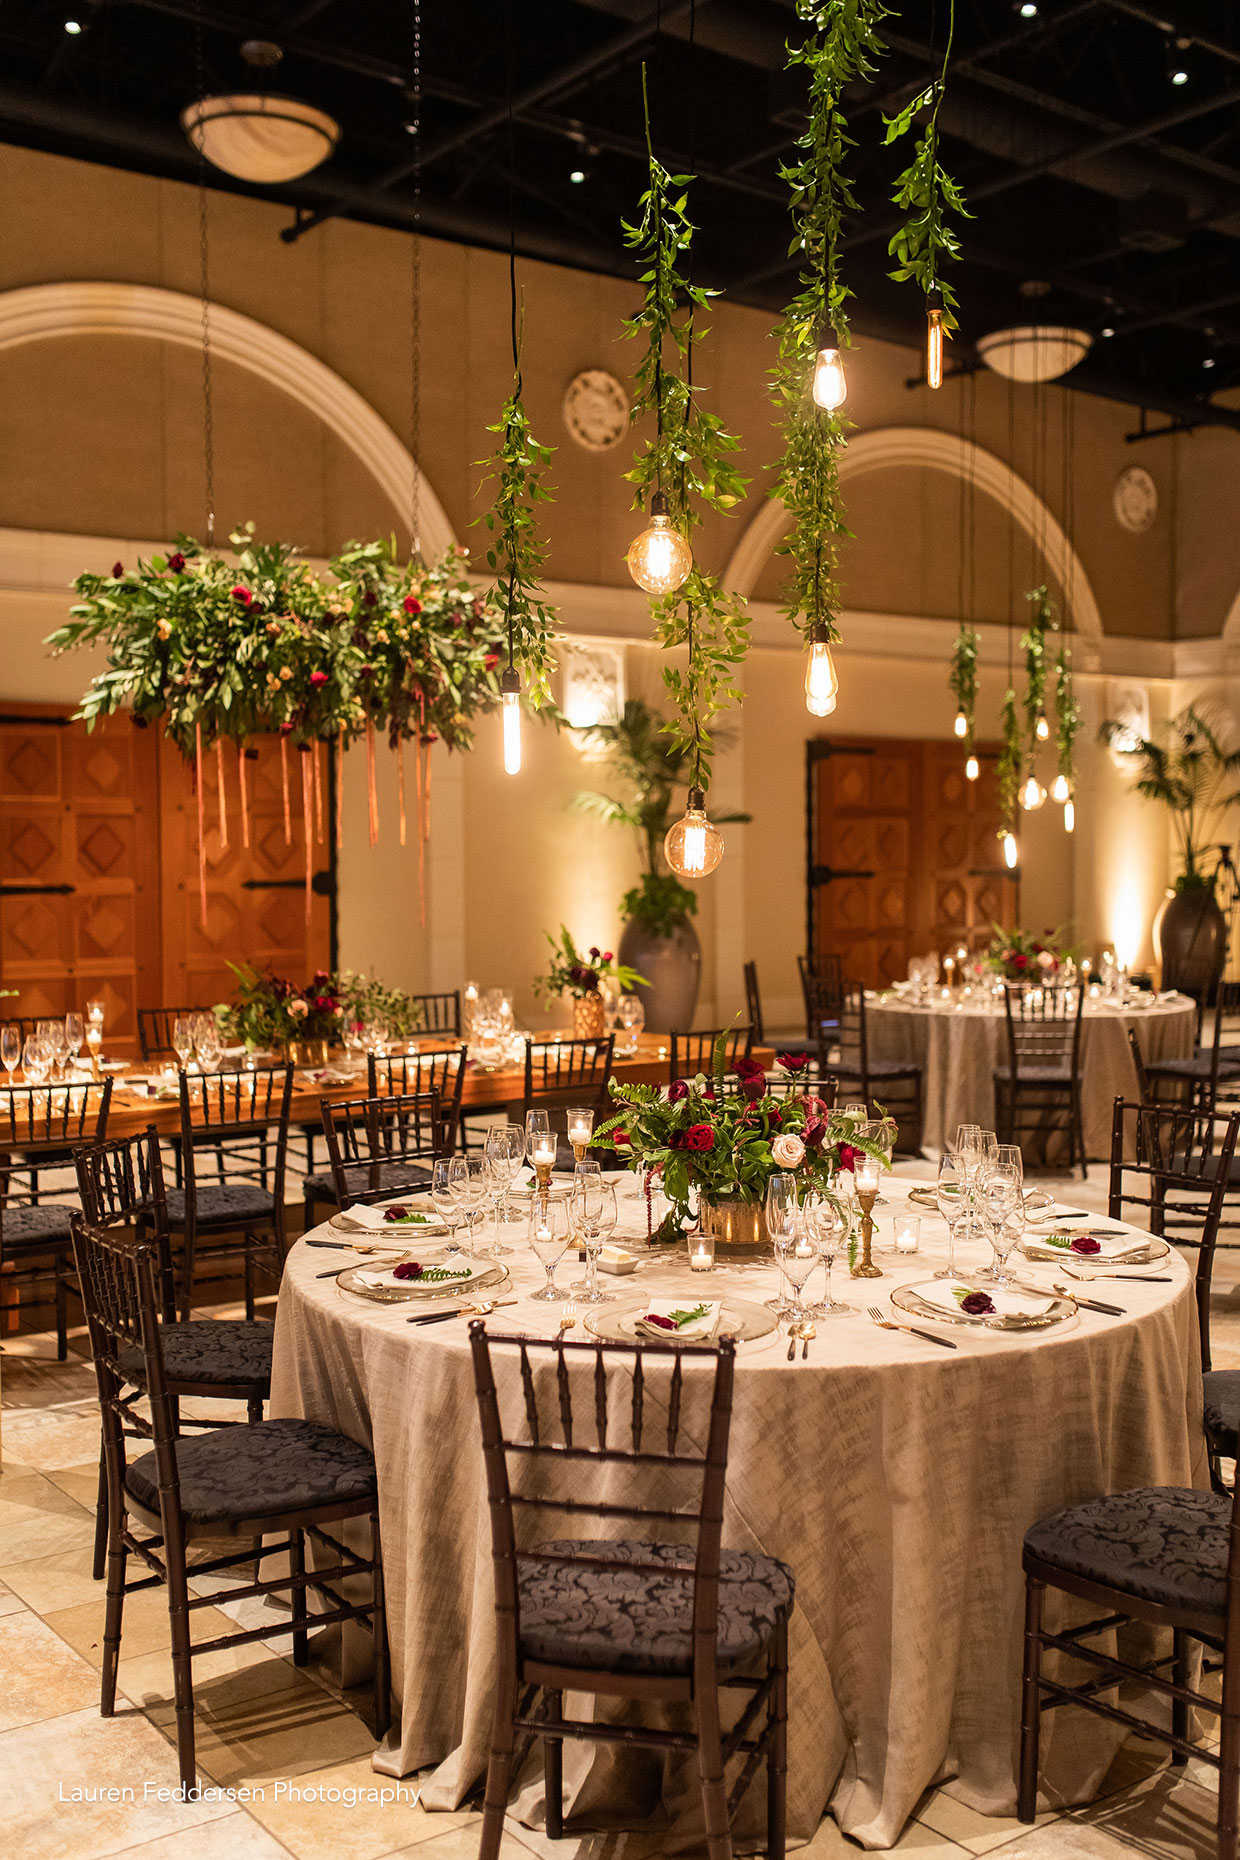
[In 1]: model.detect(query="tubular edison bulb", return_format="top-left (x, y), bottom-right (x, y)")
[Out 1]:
top-left (804, 633), bottom-right (839, 717)
top-left (500, 668), bottom-right (523, 776)
top-left (1050, 771), bottom-right (1070, 803)
top-left (1064, 797), bottom-right (1075, 833)
top-left (953, 708), bottom-right (968, 739)
top-left (965, 753), bottom-right (980, 782)
top-left (925, 288), bottom-right (945, 391)
top-left (1035, 709), bottom-right (1050, 742)
top-left (626, 492), bottom-right (693, 596)
top-left (664, 787), bottom-right (724, 879)
top-left (1002, 830), bottom-right (1019, 870)
top-left (812, 330), bottom-right (847, 411)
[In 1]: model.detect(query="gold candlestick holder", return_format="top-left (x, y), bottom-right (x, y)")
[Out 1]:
top-left (851, 1189), bottom-right (882, 1278)
top-left (533, 1154), bottom-right (555, 1210)
top-left (571, 1140), bottom-right (589, 1164)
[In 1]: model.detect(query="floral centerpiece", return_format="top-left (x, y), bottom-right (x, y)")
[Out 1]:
top-left (984, 926), bottom-right (1071, 983)
top-left (213, 964), bottom-right (342, 1060)
top-left (532, 928), bottom-right (646, 1040)
top-left (334, 970), bottom-right (425, 1043)
top-left (593, 1042), bottom-right (886, 1252)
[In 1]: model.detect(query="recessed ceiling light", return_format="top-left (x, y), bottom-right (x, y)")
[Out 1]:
top-left (1170, 63), bottom-right (1189, 85)
top-left (1203, 356), bottom-right (1217, 369)
top-left (1100, 325), bottom-right (1116, 339)
top-left (569, 167), bottom-right (586, 184)
top-left (1018, 2), bottom-right (1038, 17)
top-left (64, 17), bottom-right (83, 32)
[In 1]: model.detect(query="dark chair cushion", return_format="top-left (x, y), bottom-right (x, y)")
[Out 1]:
top-left (1024, 1487), bottom-right (1232, 1618)
top-left (1204, 1370), bottom-right (1240, 1457)
top-left (302, 1171), bottom-right (339, 1207)
top-left (516, 1538), bottom-right (795, 1676)
top-left (119, 1319), bottom-right (273, 1392)
top-left (126, 1416), bottom-right (377, 1524)
top-left (1148, 1056), bottom-right (1240, 1081)
top-left (341, 1163), bottom-right (433, 1201)
top-left (995, 1065), bottom-right (1073, 1083)
top-left (165, 1184), bottom-right (275, 1227)
top-left (1, 1205), bottom-right (74, 1254)
top-left (836, 1063), bottom-right (921, 1084)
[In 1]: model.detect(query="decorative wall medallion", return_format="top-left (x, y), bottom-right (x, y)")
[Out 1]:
top-left (562, 369), bottom-right (629, 452)
top-left (1113, 466), bottom-right (1158, 533)
top-left (562, 641), bottom-right (626, 751)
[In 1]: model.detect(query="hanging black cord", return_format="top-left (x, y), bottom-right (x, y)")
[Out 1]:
top-left (684, 0), bottom-right (703, 791)
top-left (194, 0), bottom-right (215, 546)
top-left (503, 0), bottom-right (519, 676)
top-left (407, 0), bottom-right (423, 558)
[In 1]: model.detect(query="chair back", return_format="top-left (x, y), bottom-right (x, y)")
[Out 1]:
top-left (798, 957), bottom-right (844, 1047)
top-left (74, 1128), bottom-right (174, 1320)
top-left (409, 990), bottom-right (462, 1037)
top-left (138, 1006), bottom-right (208, 1061)
top-left (1126, 1024), bottom-right (1151, 1100)
top-left (0, 1080), bottom-right (113, 1175)
top-left (1107, 1095), bottom-right (1240, 1369)
top-left (742, 962), bottom-right (764, 1044)
top-left (1002, 982), bottom-right (1085, 1080)
top-left (668, 1027), bottom-right (753, 1084)
top-left (72, 1217), bottom-right (183, 1537)
top-left (834, 987), bottom-right (870, 1092)
top-left (177, 1066), bottom-right (293, 1220)
top-left (469, 1322), bottom-right (736, 1690)
top-left (321, 1091), bottom-right (442, 1207)
top-left (368, 1046), bottom-right (466, 1151)
top-left (521, 1036), bottom-right (615, 1123)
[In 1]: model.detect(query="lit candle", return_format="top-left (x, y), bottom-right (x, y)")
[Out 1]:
top-left (855, 1156), bottom-right (880, 1198)
top-left (690, 1237), bottom-right (714, 1272)
top-left (944, 955), bottom-right (954, 982)
top-left (532, 1135), bottom-right (556, 1167)
top-left (567, 1108), bottom-right (594, 1161)
top-left (894, 1212), bottom-right (920, 1254)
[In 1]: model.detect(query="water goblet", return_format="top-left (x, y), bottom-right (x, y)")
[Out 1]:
top-left (484, 1124), bottom-right (525, 1254)
top-left (617, 993), bottom-right (645, 1056)
top-left (22, 1034), bottom-right (51, 1086)
top-left (934, 1154), bottom-right (964, 1280)
top-left (38, 1019), bottom-right (64, 1081)
top-left (431, 1158), bottom-right (467, 1264)
top-left (775, 1212), bottom-right (819, 1325)
top-left (528, 1193), bottom-right (571, 1301)
top-left (172, 1014), bottom-right (195, 1073)
top-left (447, 1155), bottom-right (487, 1254)
top-left (570, 1179), bottom-right (616, 1303)
top-left (1, 1023), bottom-right (21, 1083)
top-left (764, 1171), bottom-right (798, 1316)
top-left (988, 1210), bottom-right (1024, 1286)
top-left (194, 1014), bottom-right (222, 1072)
top-left (806, 1190), bottom-right (849, 1318)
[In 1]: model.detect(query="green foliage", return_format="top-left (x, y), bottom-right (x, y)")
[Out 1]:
top-left (214, 963), bottom-right (425, 1048)
top-left (1099, 704), bottom-right (1240, 880)
top-left (1054, 643), bottom-right (1080, 787)
top-left (621, 872), bottom-right (699, 935)
top-left (949, 623), bottom-right (978, 743)
top-left (882, 0), bottom-right (969, 327)
top-left (1021, 585), bottom-right (1056, 751)
top-left (998, 687), bottom-right (1021, 833)
top-left (333, 970), bottom-right (425, 1040)
top-left (475, 388), bottom-right (559, 711)
top-left (532, 927), bottom-right (646, 1005)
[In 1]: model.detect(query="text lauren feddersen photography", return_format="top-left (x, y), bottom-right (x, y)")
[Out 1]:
top-left (57, 1782), bottom-right (423, 1807)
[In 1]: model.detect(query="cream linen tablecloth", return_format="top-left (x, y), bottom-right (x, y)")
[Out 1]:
top-left (270, 1175), bottom-right (1205, 1851)
top-left (866, 991), bottom-right (1197, 1156)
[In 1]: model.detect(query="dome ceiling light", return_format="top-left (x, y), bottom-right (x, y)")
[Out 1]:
top-left (975, 324), bottom-right (1093, 382)
top-left (181, 41), bottom-right (340, 185)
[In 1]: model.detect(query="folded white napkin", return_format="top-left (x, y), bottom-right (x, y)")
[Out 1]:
top-left (337, 1201), bottom-right (448, 1234)
top-left (911, 1279), bottom-right (1055, 1321)
top-left (353, 1259), bottom-right (476, 1291)
top-left (635, 1298), bottom-right (721, 1341)
top-left (1022, 1229), bottom-right (1150, 1263)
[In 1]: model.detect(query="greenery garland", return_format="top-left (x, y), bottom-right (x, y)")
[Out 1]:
top-left (998, 686), bottom-right (1021, 839)
top-left (475, 380), bottom-right (559, 712)
top-left (883, 0), bottom-right (969, 331)
top-left (771, 1), bottom-right (888, 650)
top-left (1054, 641), bottom-right (1081, 790)
top-left (622, 71), bottom-right (750, 792)
top-left (1020, 585), bottom-right (1055, 754)
top-left (948, 622), bottom-right (979, 746)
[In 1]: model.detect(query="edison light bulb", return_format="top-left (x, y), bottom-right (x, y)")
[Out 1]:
top-left (664, 788), bottom-right (724, 879)
top-left (1035, 709), bottom-right (1050, 742)
top-left (812, 340), bottom-right (847, 412)
top-left (626, 492), bottom-right (693, 596)
top-left (1050, 772), bottom-right (1070, 803)
top-left (804, 634), bottom-right (839, 717)
top-left (965, 754), bottom-right (980, 782)
top-left (926, 288), bottom-right (945, 391)
top-left (953, 708), bottom-right (968, 739)
top-left (1002, 830), bottom-right (1019, 870)
top-left (500, 668), bottom-right (522, 776)
top-left (1064, 797), bottom-right (1075, 833)
top-left (1019, 772), bottom-right (1046, 811)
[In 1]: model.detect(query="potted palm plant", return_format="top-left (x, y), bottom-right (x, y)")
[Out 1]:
top-left (573, 700), bottom-right (748, 1030)
top-left (1100, 704), bottom-right (1240, 992)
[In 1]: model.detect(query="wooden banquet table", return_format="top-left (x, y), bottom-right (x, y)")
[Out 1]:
top-left (271, 1173), bottom-right (1206, 1851)
top-left (866, 988), bottom-right (1198, 1157)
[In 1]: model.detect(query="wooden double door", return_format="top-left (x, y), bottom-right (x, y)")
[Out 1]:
top-left (0, 707), bottom-right (332, 1056)
top-left (809, 736), bottom-right (1019, 988)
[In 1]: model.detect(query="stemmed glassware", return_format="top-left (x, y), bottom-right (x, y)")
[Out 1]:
top-left (935, 1153), bottom-right (965, 1280)
top-left (172, 1014), bottom-right (195, 1072)
top-left (431, 1158), bottom-right (467, 1264)
top-left (63, 1011), bottom-right (84, 1072)
top-left (764, 1171), bottom-right (798, 1316)
top-left (617, 994), bottom-right (645, 1056)
top-left (570, 1177), bottom-right (616, 1304)
top-left (805, 1190), bottom-right (849, 1317)
top-left (22, 1034), bottom-right (51, 1085)
top-left (980, 1144), bottom-right (1024, 1284)
top-left (774, 1210), bottom-right (819, 1326)
top-left (1, 1024), bottom-right (20, 1083)
top-left (38, 1018), bottom-right (67, 1081)
top-left (528, 1192), bottom-right (571, 1302)
top-left (484, 1124), bottom-right (525, 1254)
top-left (447, 1156), bottom-right (488, 1254)
top-left (194, 1012), bottom-right (222, 1072)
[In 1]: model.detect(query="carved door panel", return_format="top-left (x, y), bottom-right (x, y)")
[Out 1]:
top-left (0, 710), bottom-right (158, 1053)
top-left (921, 746), bottom-right (1018, 953)
top-left (157, 737), bottom-right (331, 1005)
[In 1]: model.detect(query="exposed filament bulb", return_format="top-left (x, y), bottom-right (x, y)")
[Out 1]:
top-left (500, 669), bottom-right (522, 776)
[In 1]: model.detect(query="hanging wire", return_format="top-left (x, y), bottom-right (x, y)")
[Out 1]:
top-left (407, 0), bottom-right (423, 558)
top-left (956, 370), bottom-right (967, 625)
top-left (194, 0), bottom-right (215, 545)
top-left (685, 0), bottom-right (703, 790)
top-left (503, 0), bottom-right (519, 674)
top-left (1006, 371), bottom-right (1016, 686)
top-left (965, 368), bottom-right (977, 626)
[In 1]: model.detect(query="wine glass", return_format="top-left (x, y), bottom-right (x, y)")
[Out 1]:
top-left (484, 1124), bottom-right (525, 1255)
top-left (935, 1154), bottom-right (964, 1281)
top-left (806, 1190), bottom-right (849, 1318)
top-left (431, 1158), bottom-right (467, 1263)
top-left (774, 1210), bottom-right (819, 1325)
top-left (764, 1171), bottom-right (799, 1315)
top-left (570, 1177), bottom-right (616, 1303)
top-left (37, 1019), bottom-right (65, 1081)
top-left (525, 1108), bottom-right (550, 1156)
top-left (194, 1013), bottom-right (222, 1073)
top-left (63, 1011), bottom-right (84, 1071)
top-left (528, 1192), bottom-right (571, 1301)
top-left (617, 994), bottom-right (645, 1056)
top-left (1, 1024), bottom-right (21, 1083)
top-left (980, 1145), bottom-right (1024, 1283)
top-left (22, 1034), bottom-right (50, 1086)
top-left (172, 1014), bottom-right (195, 1072)
top-left (840, 1101), bottom-right (867, 1127)
top-left (447, 1156), bottom-right (487, 1254)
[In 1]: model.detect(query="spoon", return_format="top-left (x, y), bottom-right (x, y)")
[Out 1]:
top-left (800, 1322), bottom-right (816, 1360)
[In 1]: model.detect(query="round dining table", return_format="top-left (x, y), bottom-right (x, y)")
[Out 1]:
top-left (270, 1171), bottom-right (1205, 1850)
top-left (865, 988), bottom-right (1198, 1158)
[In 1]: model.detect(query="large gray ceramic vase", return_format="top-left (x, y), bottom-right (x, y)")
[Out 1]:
top-left (1158, 883), bottom-right (1228, 998)
top-left (618, 915), bottom-right (701, 1034)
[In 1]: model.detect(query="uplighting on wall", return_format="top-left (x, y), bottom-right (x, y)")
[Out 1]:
top-left (562, 642), bottom-right (625, 749)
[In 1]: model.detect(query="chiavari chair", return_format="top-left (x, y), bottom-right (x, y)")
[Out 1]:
top-left (1131, 986), bottom-right (1240, 1114)
top-left (74, 1217), bottom-right (388, 1798)
top-left (669, 1027), bottom-right (753, 1085)
top-left (172, 1065), bottom-right (293, 1321)
top-left (469, 1322), bottom-right (794, 1860)
top-left (409, 989), bottom-right (463, 1036)
top-left (320, 1091), bottom-right (442, 1212)
top-left (797, 954), bottom-right (844, 1050)
top-left (832, 986), bottom-right (923, 1154)
top-left (0, 1078), bottom-right (112, 1358)
top-left (302, 1048), bottom-right (465, 1229)
top-left (995, 982), bottom-right (1087, 1177)
top-left (137, 1005), bottom-right (210, 1062)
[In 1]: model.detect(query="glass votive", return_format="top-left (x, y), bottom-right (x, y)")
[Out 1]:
top-left (689, 1231), bottom-right (715, 1271)
top-left (531, 1135), bottom-right (557, 1170)
top-left (894, 1212), bottom-right (921, 1255)
top-left (566, 1108), bottom-right (594, 1150)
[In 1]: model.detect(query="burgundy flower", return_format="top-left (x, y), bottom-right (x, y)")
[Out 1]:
top-left (642, 1312), bottom-right (676, 1330)
top-left (403, 596), bottom-right (422, 616)
top-left (484, 651), bottom-right (500, 670)
top-left (392, 1260), bottom-right (424, 1280)
top-left (588, 946), bottom-right (600, 960)
top-left (112, 560), bottom-right (124, 577)
top-left (1013, 952), bottom-right (1028, 970)
top-left (231, 584), bottom-right (252, 606)
top-left (602, 951), bottom-right (613, 964)
top-left (667, 1078), bottom-right (689, 1102)
top-left (837, 1142), bottom-right (860, 1173)
top-left (803, 1116), bottom-right (825, 1149)
top-left (363, 590), bottom-right (377, 608)
top-left (279, 721), bottom-right (294, 736)
top-left (612, 1128), bottom-right (630, 1146)
top-left (384, 1206), bottom-right (409, 1223)
top-left (960, 1290), bottom-right (995, 1316)
top-left (776, 1050), bottom-right (809, 1073)
top-left (168, 551), bottom-right (186, 573)
top-left (741, 1076), bottom-right (765, 1102)
top-left (1070, 1235), bottom-right (1102, 1256)
top-left (685, 1123), bottom-right (715, 1152)
top-left (309, 670), bottom-right (329, 687)
top-left (472, 596), bottom-right (486, 619)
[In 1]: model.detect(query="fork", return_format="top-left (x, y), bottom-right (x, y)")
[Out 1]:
top-left (867, 1305), bottom-right (958, 1350)
top-left (558, 1302), bottom-right (578, 1337)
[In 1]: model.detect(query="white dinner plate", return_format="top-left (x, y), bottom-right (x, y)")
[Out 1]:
top-left (892, 1277), bottom-right (1075, 1331)
top-left (335, 1258), bottom-right (508, 1304)
top-left (584, 1296), bottom-right (775, 1346)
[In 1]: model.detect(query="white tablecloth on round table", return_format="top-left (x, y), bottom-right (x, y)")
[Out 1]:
top-left (270, 1174), bottom-right (1205, 1852)
top-left (866, 991), bottom-right (1198, 1157)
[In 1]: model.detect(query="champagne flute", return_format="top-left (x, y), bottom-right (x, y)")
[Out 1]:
top-left (1, 1024), bottom-right (20, 1083)
top-left (764, 1172), bottom-right (798, 1316)
top-left (935, 1154), bottom-right (964, 1281)
top-left (528, 1192), bottom-right (571, 1301)
top-left (63, 1011), bottom-right (84, 1071)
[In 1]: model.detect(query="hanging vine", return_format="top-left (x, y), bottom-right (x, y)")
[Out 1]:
top-left (770, 0), bottom-right (889, 649)
top-left (1021, 584), bottom-right (1055, 753)
top-left (475, 380), bottom-right (559, 713)
top-left (623, 71), bottom-right (750, 792)
top-left (949, 622), bottom-right (979, 745)
top-left (1054, 641), bottom-right (1081, 790)
top-left (883, 0), bottom-right (969, 334)
top-left (998, 687), bottom-right (1021, 840)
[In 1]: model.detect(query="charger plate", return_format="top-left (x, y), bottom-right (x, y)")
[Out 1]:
top-left (584, 1296), bottom-right (775, 1346)
top-left (336, 1259), bottom-right (508, 1305)
top-left (892, 1277), bottom-right (1075, 1332)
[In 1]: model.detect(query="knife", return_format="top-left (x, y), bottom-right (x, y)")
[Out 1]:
top-left (1064, 1291), bottom-right (1125, 1315)
top-left (903, 1324), bottom-right (958, 1350)
top-left (407, 1296), bottom-right (519, 1326)
top-left (1111, 1274), bottom-right (1173, 1282)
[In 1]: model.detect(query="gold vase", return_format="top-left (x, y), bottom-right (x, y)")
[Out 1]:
top-left (288, 1038), bottom-right (330, 1069)
top-left (698, 1197), bottom-right (769, 1260)
top-left (572, 995), bottom-right (607, 1040)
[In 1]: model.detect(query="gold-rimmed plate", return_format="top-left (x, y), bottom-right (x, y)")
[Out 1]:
top-left (892, 1277), bottom-right (1075, 1332)
top-left (335, 1259), bottom-right (508, 1304)
top-left (584, 1296), bottom-right (775, 1346)
top-left (1019, 1232), bottom-right (1170, 1269)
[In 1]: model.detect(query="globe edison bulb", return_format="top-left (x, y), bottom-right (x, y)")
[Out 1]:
top-left (500, 668), bottom-right (522, 776)
top-left (812, 341), bottom-right (847, 412)
top-left (804, 633), bottom-right (839, 717)
top-left (1002, 830), bottom-right (1019, 870)
top-left (664, 788), bottom-right (724, 879)
top-left (1050, 772), bottom-right (1070, 803)
top-left (1019, 772), bottom-right (1046, 812)
top-left (926, 288), bottom-right (945, 391)
top-left (965, 753), bottom-right (980, 782)
top-left (953, 708), bottom-right (968, 739)
top-left (626, 492), bottom-right (692, 596)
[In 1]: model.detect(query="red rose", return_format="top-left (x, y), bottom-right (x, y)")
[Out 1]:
top-left (112, 561), bottom-right (124, 577)
top-left (1013, 953), bottom-right (1028, 970)
top-left (837, 1142), bottom-right (860, 1173)
top-left (612, 1128), bottom-right (630, 1146)
top-left (168, 551), bottom-right (186, 572)
top-left (279, 721), bottom-right (294, 736)
top-left (667, 1079), bottom-right (689, 1102)
top-left (363, 590), bottom-right (377, 608)
top-left (403, 596), bottom-right (421, 615)
top-left (309, 670), bottom-right (329, 686)
top-left (685, 1124), bottom-right (715, 1152)
top-left (484, 651), bottom-right (500, 670)
top-left (602, 951), bottom-right (613, 964)
top-left (231, 584), bottom-right (252, 606)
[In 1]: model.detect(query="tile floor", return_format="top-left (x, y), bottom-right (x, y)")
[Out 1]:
top-left (4, 1156), bottom-right (1238, 1860)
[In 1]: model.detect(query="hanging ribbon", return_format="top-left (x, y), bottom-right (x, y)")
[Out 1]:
top-left (365, 720), bottom-right (378, 846)
top-left (215, 737), bottom-right (228, 851)
top-left (280, 735), bottom-right (292, 844)
top-left (336, 730), bottom-right (345, 849)
top-left (313, 740), bottom-right (325, 843)
top-left (420, 739), bottom-right (432, 929)
top-left (397, 742), bottom-right (407, 847)
top-left (237, 742), bottom-right (251, 850)
top-left (194, 720), bottom-right (207, 929)
top-left (300, 748), bottom-right (313, 927)
top-left (414, 735), bottom-right (425, 918)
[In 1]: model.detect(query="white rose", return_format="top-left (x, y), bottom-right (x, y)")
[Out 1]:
top-left (288, 998), bottom-right (308, 1019)
top-left (771, 1133), bottom-right (805, 1168)
top-left (1037, 949), bottom-right (1056, 970)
